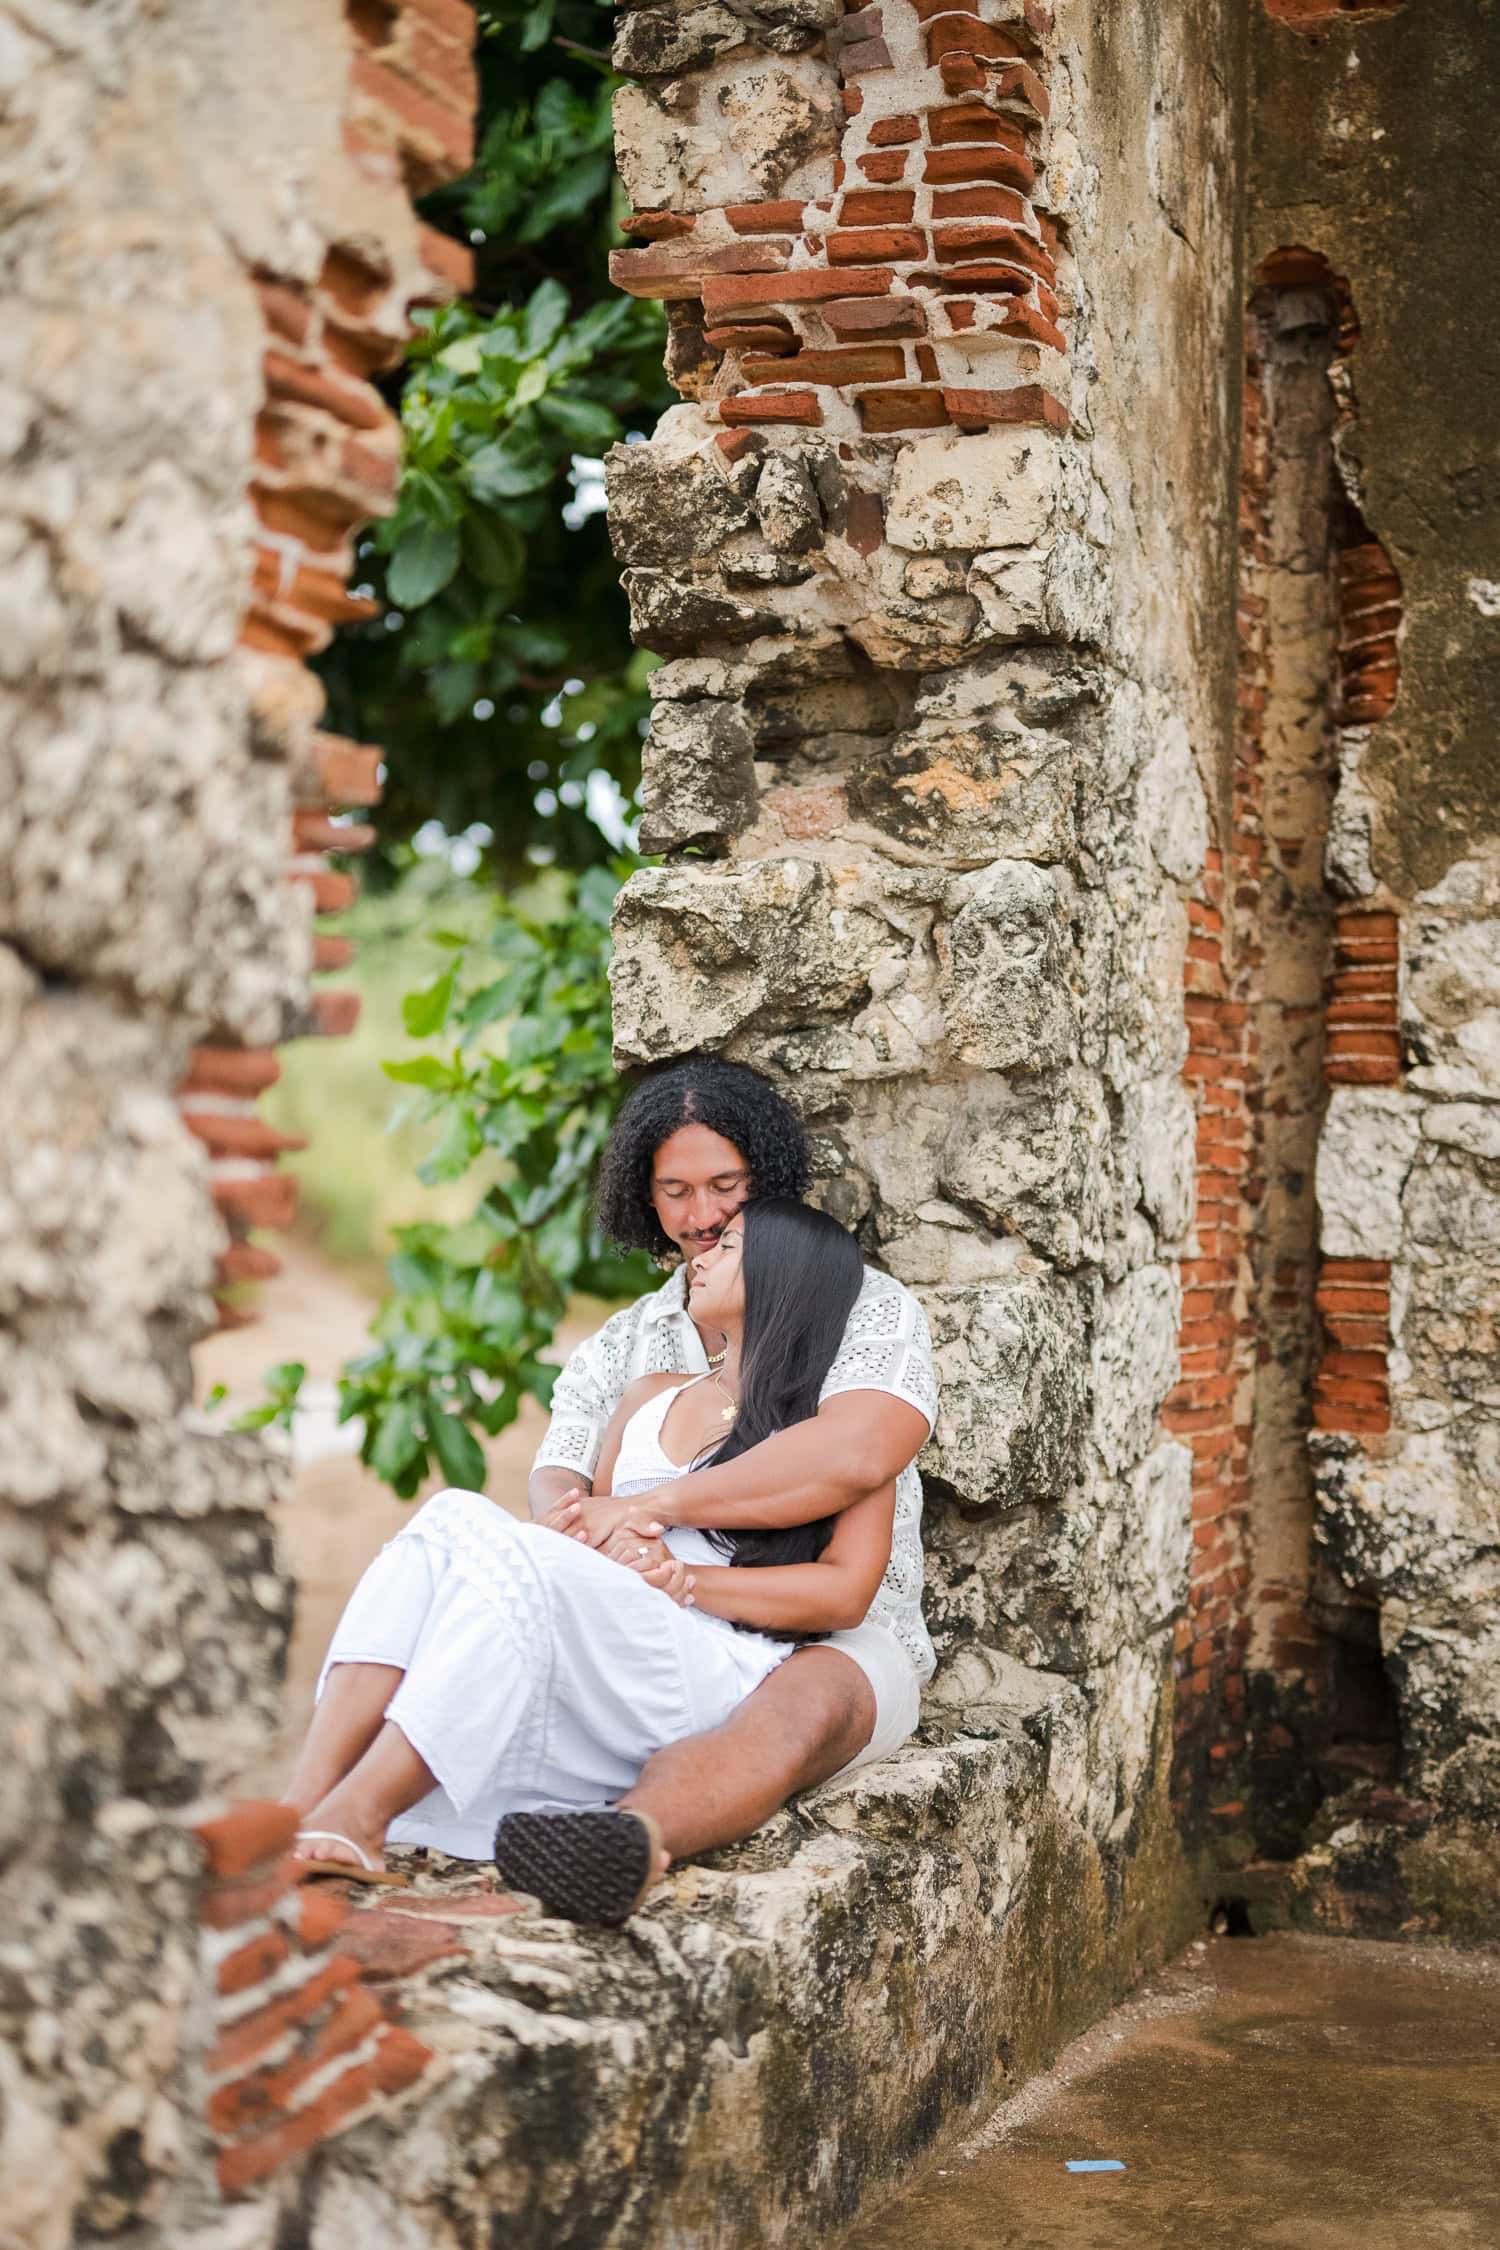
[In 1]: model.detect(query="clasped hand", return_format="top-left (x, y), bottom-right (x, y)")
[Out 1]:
top-left (538, 1489), bottom-right (695, 1609)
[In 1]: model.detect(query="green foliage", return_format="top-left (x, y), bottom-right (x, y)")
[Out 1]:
top-left (329, 863), bottom-right (657, 1500)
top-left (233, 1362), bottom-right (308, 1438)
top-left (316, 0), bottom-right (670, 876)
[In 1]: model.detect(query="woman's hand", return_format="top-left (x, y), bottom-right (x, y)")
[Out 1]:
top-left (635, 1543), bottom-right (696, 1608)
top-left (541, 1491), bottom-right (665, 1549)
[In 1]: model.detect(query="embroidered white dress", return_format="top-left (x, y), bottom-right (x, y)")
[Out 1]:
top-left (317, 1383), bottom-right (794, 1862)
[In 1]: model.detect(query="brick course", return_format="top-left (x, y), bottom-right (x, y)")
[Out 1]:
top-left (185, 0), bottom-right (475, 1318)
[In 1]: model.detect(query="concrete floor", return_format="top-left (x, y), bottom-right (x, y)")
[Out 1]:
top-left (850, 1934), bottom-right (1500, 2249)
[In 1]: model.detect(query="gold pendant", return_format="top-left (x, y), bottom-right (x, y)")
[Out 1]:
top-left (721, 1405), bottom-right (734, 1421)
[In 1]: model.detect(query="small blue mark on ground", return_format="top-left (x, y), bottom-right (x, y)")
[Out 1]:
top-left (1065, 2161), bottom-right (1125, 2173)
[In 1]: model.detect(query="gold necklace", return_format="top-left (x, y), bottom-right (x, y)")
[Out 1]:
top-left (709, 1365), bottom-right (738, 1423)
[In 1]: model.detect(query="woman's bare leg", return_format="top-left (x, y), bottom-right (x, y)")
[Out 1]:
top-left (281, 1661), bottom-right (405, 1819)
top-left (296, 1721), bottom-right (437, 1872)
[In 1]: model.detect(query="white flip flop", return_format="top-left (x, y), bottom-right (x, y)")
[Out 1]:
top-left (293, 1828), bottom-right (409, 1888)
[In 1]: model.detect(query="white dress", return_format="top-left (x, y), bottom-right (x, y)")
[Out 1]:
top-left (318, 1379), bottom-right (793, 1860)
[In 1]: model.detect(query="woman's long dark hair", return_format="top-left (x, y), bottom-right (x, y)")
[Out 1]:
top-left (693, 1198), bottom-right (864, 1577)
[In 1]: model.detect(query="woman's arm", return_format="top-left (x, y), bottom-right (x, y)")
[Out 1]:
top-left (686, 1484), bottom-right (897, 1637)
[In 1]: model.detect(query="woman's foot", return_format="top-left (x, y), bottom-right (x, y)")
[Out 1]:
top-left (292, 1785), bottom-right (396, 1882)
top-left (493, 1808), bottom-right (669, 1925)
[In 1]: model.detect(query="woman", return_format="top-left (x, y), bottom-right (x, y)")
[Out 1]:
top-left (283, 1200), bottom-right (899, 1922)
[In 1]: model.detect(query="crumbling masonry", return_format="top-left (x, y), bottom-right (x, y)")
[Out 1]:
top-left (2, 1), bottom-right (1499, 2246)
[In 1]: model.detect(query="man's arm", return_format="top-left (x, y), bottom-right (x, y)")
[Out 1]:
top-left (525, 1322), bottom-right (619, 1518)
top-left (565, 1390), bottom-right (927, 1548)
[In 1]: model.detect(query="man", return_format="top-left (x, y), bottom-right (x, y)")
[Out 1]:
top-left (493, 1054), bottom-right (936, 1923)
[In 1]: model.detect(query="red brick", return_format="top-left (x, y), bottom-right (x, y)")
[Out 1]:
top-left (924, 16), bottom-right (1028, 64)
top-left (218, 1930), bottom-right (290, 2000)
top-left (293, 809), bottom-right (377, 854)
top-left (704, 322), bottom-right (799, 354)
top-left (939, 52), bottom-right (987, 92)
top-left (719, 390), bottom-right (824, 427)
top-left (701, 268), bottom-right (892, 313)
top-left (609, 239), bottom-right (791, 302)
top-left (928, 99), bottom-right (1028, 151)
top-left (725, 201), bottom-right (806, 233)
top-left (838, 189), bottom-right (916, 226)
top-left (990, 60), bottom-right (1051, 119)
top-left (312, 989), bottom-right (363, 1039)
top-left (312, 734), bottom-right (384, 808)
top-left (185, 1113), bottom-right (307, 1163)
top-left (856, 387), bottom-right (951, 432)
top-left (255, 280), bottom-right (313, 348)
top-left (182, 1048), bottom-right (281, 1099)
top-left (931, 219), bottom-right (1054, 276)
top-left (207, 1987), bottom-right (387, 2138)
top-left (995, 303), bottom-right (1067, 352)
top-left (349, 54), bottom-right (473, 177)
top-left (932, 185), bottom-right (1029, 222)
top-left (714, 428), bottom-right (765, 463)
top-left (742, 344), bottom-right (906, 386)
top-left (212, 1174), bottom-right (299, 1233)
top-left (867, 113), bottom-right (921, 145)
top-left (218, 1243), bottom-right (281, 1287)
top-left (923, 146), bottom-right (1037, 192)
top-left (943, 383), bottom-right (1070, 433)
top-left (372, 2023), bottom-right (435, 2097)
top-left (333, 1908), bottom-right (466, 1982)
top-left (208, 1955), bottom-right (360, 2079)
top-left (313, 933), bottom-right (355, 973)
top-left (295, 1886), bottom-right (353, 1949)
top-left (841, 35), bottom-right (895, 71)
top-left (1311, 1399), bottom-right (1391, 1435)
top-left (263, 350), bottom-right (385, 433)
top-left (824, 296), bottom-right (927, 339)
top-left (844, 490), bottom-right (885, 555)
top-left (408, 221), bottom-right (470, 301)
top-left (289, 866), bottom-right (357, 914)
top-left (623, 211), bottom-right (697, 242)
top-left (858, 150), bottom-right (910, 182)
top-left (196, 1803), bottom-right (301, 1880)
top-left (827, 227), bottom-right (926, 264)
top-left (215, 2058), bottom-right (381, 2195)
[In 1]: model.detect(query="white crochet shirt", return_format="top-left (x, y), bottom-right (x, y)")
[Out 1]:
top-left (532, 1264), bottom-right (938, 1683)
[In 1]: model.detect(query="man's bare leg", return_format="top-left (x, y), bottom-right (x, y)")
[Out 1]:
top-left (619, 1648), bottom-right (875, 1861)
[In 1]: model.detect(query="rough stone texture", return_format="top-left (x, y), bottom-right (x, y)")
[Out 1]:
top-left (0, 5), bottom-right (465, 2239)
top-left (1232, 0), bottom-right (1500, 1929)
top-left (589, 0), bottom-right (1246, 2214)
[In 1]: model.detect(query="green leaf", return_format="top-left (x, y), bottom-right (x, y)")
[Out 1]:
top-left (466, 440), bottom-right (555, 502)
top-left (401, 969), bottom-right (456, 1039)
top-left (522, 279), bottom-right (570, 360)
top-left (387, 521), bottom-right (461, 608)
top-left (418, 1102), bottom-right (483, 1186)
top-left (535, 392), bottom-right (620, 448)
top-left (383, 1055), bottom-right (455, 1090)
top-left (429, 1409), bottom-right (488, 1490)
top-left (461, 512), bottom-right (525, 593)
top-left (368, 1399), bottom-right (426, 1486)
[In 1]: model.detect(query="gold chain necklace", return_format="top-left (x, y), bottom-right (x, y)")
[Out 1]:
top-left (710, 1365), bottom-right (738, 1423)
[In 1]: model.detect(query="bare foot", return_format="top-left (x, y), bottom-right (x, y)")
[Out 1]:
top-left (293, 1786), bottom-right (388, 1874)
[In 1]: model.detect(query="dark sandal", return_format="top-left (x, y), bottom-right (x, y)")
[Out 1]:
top-left (493, 1808), bottom-right (664, 1925)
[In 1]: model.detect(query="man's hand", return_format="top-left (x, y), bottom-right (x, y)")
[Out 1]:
top-left (635, 1542), bottom-right (696, 1608)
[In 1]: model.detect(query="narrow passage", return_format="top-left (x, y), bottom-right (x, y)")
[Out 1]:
top-left (850, 1935), bottom-right (1500, 2249)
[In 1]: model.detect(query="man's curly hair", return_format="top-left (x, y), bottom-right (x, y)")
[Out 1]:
top-left (595, 1056), bottom-right (809, 1257)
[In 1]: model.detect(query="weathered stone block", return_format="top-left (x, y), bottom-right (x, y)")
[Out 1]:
top-left (886, 427), bottom-right (1064, 553)
top-left (938, 860), bottom-right (1075, 1071)
top-left (639, 698), bottom-right (760, 853)
top-left (610, 859), bottom-right (877, 1062)
top-left (920, 1269), bottom-right (1089, 1511)
top-left (848, 717), bottom-right (1077, 868)
top-left (937, 1065), bottom-right (1112, 1268)
top-left (1091, 1265), bottom-right (1182, 1477)
top-left (1316, 1085), bottom-right (1423, 1260)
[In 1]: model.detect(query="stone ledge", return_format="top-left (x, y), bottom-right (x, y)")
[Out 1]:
top-left (288, 1654), bottom-right (1196, 2248)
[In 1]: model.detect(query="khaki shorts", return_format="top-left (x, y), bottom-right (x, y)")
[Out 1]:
top-left (819, 1617), bottom-right (924, 1780)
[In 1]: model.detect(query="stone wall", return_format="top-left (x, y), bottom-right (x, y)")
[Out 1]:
top-left (0, 5), bottom-right (472, 2238)
top-left (1219, 0), bottom-right (1500, 1933)
top-left (605, 0), bottom-right (1242, 1928)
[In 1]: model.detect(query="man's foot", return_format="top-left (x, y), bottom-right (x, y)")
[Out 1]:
top-left (493, 1808), bottom-right (668, 1926)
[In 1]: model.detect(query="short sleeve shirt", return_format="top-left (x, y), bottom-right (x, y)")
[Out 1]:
top-left (532, 1265), bottom-right (937, 1683)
